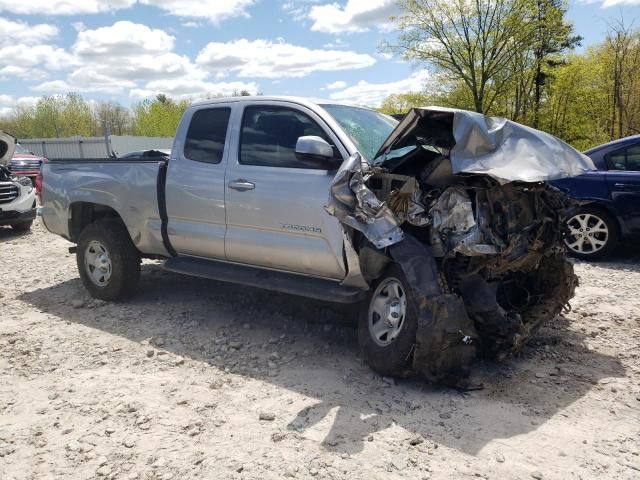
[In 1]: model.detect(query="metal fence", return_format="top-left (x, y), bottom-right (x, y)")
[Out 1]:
top-left (19, 135), bottom-right (174, 159)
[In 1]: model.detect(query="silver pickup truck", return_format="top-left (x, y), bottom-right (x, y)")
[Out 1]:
top-left (40, 96), bottom-right (595, 386)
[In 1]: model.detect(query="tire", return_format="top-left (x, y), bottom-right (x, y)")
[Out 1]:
top-left (11, 220), bottom-right (33, 232)
top-left (358, 264), bottom-right (418, 377)
top-left (564, 206), bottom-right (620, 260)
top-left (76, 220), bottom-right (141, 300)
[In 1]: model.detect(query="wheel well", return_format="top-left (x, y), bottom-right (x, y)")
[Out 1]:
top-left (69, 202), bottom-right (125, 242)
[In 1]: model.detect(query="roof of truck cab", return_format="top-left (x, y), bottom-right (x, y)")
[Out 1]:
top-left (190, 96), bottom-right (364, 109)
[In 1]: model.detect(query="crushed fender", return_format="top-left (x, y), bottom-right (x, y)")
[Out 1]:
top-left (389, 235), bottom-right (479, 389)
top-left (326, 108), bottom-right (586, 388)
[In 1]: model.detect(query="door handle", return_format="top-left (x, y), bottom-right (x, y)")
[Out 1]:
top-left (614, 183), bottom-right (637, 190)
top-left (228, 179), bottom-right (255, 191)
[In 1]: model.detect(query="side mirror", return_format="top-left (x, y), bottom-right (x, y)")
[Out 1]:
top-left (295, 136), bottom-right (334, 159)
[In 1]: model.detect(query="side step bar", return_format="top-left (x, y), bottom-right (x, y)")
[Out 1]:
top-left (163, 257), bottom-right (367, 304)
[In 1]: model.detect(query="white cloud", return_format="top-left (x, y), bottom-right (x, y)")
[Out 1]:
top-left (309, 0), bottom-right (399, 34)
top-left (0, 0), bottom-right (254, 23)
top-left (0, 95), bottom-right (40, 118)
top-left (0, 44), bottom-right (74, 72)
top-left (196, 39), bottom-right (376, 78)
top-left (327, 70), bottom-right (431, 106)
top-left (281, 1), bottom-right (309, 22)
top-left (41, 22), bottom-right (201, 94)
top-left (130, 78), bottom-right (259, 100)
top-left (73, 21), bottom-right (175, 58)
top-left (0, 18), bottom-right (58, 46)
top-left (0, 0), bottom-right (135, 15)
top-left (0, 66), bottom-right (49, 81)
top-left (0, 20), bottom-right (62, 80)
top-left (141, 0), bottom-right (256, 24)
top-left (323, 39), bottom-right (350, 49)
top-left (326, 80), bottom-right (347, 90)
top-left (600, 0), bottom-right (640, 5)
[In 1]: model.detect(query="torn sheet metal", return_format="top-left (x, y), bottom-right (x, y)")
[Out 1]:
top-left (429, 187), bottom-right (498, 256)
top-left (339, 227), bottom-right (370, 289)
top-left (386, 177), bottom-right (430, 227)
top-left (374, 107), bottom-right (596, 183)
top-left (326, 153), bottom-right (404, 249)
top-left (430, 187), bottom-right (475, 234)
top-left (388, 234), bottom-right (479, 388)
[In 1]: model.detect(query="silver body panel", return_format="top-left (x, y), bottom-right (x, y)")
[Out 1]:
top-left (40, 161), bottom-right (169, 257)
top-left (40, 97), bottom-right (361, 283)
top-left (224, 100), bottom-right (349, 279)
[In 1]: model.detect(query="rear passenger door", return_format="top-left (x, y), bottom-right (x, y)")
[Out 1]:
top-left (224, 102), bottom-right (347, 279)
top-left (604, 143), bottom-right (640, 233)
top-left (165, 104), bottom-right (233, 258)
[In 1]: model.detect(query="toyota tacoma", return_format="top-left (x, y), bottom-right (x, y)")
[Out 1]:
top-left (38, 97), bottom-right (595, 386)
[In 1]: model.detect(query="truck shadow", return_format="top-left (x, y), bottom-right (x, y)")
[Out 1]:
top-left (18, 263), bottom-right (626, 456)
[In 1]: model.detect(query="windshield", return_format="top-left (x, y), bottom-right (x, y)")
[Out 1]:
top-left (14, 143), bottom-right (30, 154)
top-left (320, 104), bottom-right (398, 162)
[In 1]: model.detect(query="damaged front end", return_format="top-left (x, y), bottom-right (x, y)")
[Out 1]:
top-left (326, 107), bottom-right (595, 387)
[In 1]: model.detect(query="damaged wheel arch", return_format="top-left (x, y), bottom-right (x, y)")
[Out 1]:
top-left (327, 107), bottom-right (589, 387)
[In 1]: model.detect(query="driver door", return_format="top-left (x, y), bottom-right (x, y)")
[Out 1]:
top-left (224, 102), bottom-right (347, 279)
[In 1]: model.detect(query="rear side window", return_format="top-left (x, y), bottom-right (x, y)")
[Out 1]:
top-left (239, 106), bottom-right (335, 169)
top-left (605, 144), bottom-right (640, 171)
top-left (184, 108), bottom-right (231, 164)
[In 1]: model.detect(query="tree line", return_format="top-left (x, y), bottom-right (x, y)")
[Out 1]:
top-left (0, 91), bottom-right (252, 140)
top-left (380, 0), bottom-right (640, 151)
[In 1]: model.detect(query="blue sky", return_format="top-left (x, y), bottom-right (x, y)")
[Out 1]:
top-left (0, 0), bottom-right (639, 116)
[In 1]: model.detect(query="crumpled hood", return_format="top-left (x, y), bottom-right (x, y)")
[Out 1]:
top-left (374, 106), bottom-right (596, 183)
top-left (0, 131), bottom-right (16, 167)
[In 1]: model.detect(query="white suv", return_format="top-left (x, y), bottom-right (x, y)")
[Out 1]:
top-left (1, 132), bottom-right (36, 232)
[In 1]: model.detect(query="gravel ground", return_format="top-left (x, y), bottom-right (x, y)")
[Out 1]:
top-left (1, 222), bottom-right (639, 480)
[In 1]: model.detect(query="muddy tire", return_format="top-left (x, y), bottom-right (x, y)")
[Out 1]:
top-left (564, 206), bottom-right (619, 259)
top-left (76, 220), bottom-right (140, 301)
top-left (11, 220), bottom-right (32, 232)
top-left (358, 264), bottom-right (417, 377)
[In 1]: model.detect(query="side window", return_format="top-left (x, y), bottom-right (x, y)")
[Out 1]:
top-left (239, 106), bottom-right (337, 169)
top-left (605, 144), bottom-right (640, 171)
top-left (606, 148), bottom-right (627, 171)
top-left (626, 145), bottom-right (640, 171)
top-left (184, 108), bottom-right (231, 164)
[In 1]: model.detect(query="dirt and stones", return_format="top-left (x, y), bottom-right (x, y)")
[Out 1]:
top-left (1, 223), bottom-right (639, 479)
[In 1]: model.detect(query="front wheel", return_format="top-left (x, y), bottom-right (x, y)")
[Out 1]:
top-left (564, 207), bottom-right (619, 259)
top-left (358, 265), bottom-right (418, 377)
top-left (76, 220), bottom-right (141, 300)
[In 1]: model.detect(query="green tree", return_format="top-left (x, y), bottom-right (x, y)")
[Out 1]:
top-left (529, 0), bottom-right (582, 128)
top-left (131, 95), bottom-right (190, 137)
top-left (388, 0), bottom-right (537, 114)
top-left (58, 93), bottom-right (95, 137)
top-left (378, 92), bottom-right (432, 115)
top-left (95, 101), bottom-right (132, 136)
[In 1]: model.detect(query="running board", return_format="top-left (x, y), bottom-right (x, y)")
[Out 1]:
top-left (163, 257), bottom-right (366, 304)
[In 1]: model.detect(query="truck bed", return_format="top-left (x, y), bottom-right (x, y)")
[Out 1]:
top-left (40, 158), bottom-right (170, 257)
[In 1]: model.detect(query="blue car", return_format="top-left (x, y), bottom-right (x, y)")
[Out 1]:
top-left (553, 135), bottom-right (640, 258)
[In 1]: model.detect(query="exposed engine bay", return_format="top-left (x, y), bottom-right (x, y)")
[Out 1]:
top-left (327, 107), bottom-right (594, 388)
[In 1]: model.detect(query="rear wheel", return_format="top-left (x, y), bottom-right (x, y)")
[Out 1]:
top-left (76, 220), bottom-right (140, 300)
top-left (358, 265), bottom-right (417, 377)
top-left (10, 220), bottom-right (32, 232)
top-left (564, 207), bottom-right (619, 259)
